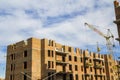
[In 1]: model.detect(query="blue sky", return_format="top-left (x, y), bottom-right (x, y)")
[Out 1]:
top-left (0, 0), bottom-right (120, 78)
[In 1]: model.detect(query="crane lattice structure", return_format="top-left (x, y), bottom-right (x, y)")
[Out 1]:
top-left (85, 23), bottom-right (115, 58)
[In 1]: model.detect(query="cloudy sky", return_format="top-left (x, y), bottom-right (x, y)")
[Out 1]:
top-left (0, 0), bottom-right (120, 78)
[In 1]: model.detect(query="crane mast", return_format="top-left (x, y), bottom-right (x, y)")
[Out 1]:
top-left (84, 23), bottom-right (114, 57)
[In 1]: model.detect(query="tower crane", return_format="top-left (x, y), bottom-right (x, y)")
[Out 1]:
top-left (84, 22), bottom-right (115, 57)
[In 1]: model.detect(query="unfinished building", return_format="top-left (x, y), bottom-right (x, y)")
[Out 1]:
top-left (5, 37), bottom-right (120, 80)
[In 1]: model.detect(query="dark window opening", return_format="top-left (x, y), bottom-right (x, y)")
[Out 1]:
top-left (48, 40), bottom-right (51, 46)
top-left (24, 74), bottom-right (27, 80)
top-left (63, 66), bottom-right (66, 72)
top-left (52, 61), bottom-right (54, 68)
top-left (52, 51), bottom-right (54, 57)
top-left (95, 69), bottom-right (97, 74)
top-left (75, 65), bottom-right (78, 71)
top-left (52, 41), bottom-right (54, 46)
top-left (110, 69), bottom-right (113, 73)
top-left (11, 64), bottom-right (13, 71)
top-left (101, 55), bottom-right (103, 58)
top-left (48, 40), bottom-right (54, 46)
top-left (91, 75), bottom-right (93, 80)
top-left (63, 74), bottom-right (66, 80)
top-left (24, 62), bottom-right (27, 69)
top-left (48, 50), bottom-right (50, 57)
top-left (93, 54), bottom-right (95, 58)
top-left (48, 61), bottom-right (50, 68)
top-left (81, 58), bottom-right (82, 62)
top-left (69, 74), bottom-right (73, 80)
top-left (14, 64), bottom-right (15, 70)
top-left (82, 75), bottom-right (84, 80)
top-left (69, 56), bottom-right (72, 61)
top-left (75, 74), bottom-right (78, 80)
top-left (11, 54), bottom-right (13, 60)
top-left (90, 59), bottom-right (92, 63)
top-left (62, 57), bottom-right (65, 62)
top-left (103, 69), bottom-right (105, 73)
top-left (68, 47), bottom-right (71, 52)
top-left (81, 66), bottom-right (83, 72)
top-left (74, 56), bottom-right (77, 62)
top-left (10, 75), bottom-right (12, 80)
top-left (14, 54), bottom-right (15, 60)
top-left (102, 62), bottom-right (104, 65)
top-left (48, 72), bottom-right (51, 80)
top-left (24, 50), bottom-right (27, 57)
top-left (90, 67), bottom-right (92, 72)
top-left (52, 72), bottom-right (54, 80)
top-left (69, 65), bottom-right (72, 70)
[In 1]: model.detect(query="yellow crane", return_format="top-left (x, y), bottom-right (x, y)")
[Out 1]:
top-left (84, 23), bottom-right (115, 57)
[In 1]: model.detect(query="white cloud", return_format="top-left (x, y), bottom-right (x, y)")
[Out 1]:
top-left (0, 0), bottom-right (118, 47)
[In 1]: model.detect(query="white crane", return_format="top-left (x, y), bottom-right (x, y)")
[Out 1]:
top-left (84, 23), bottom-right (115, 57)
